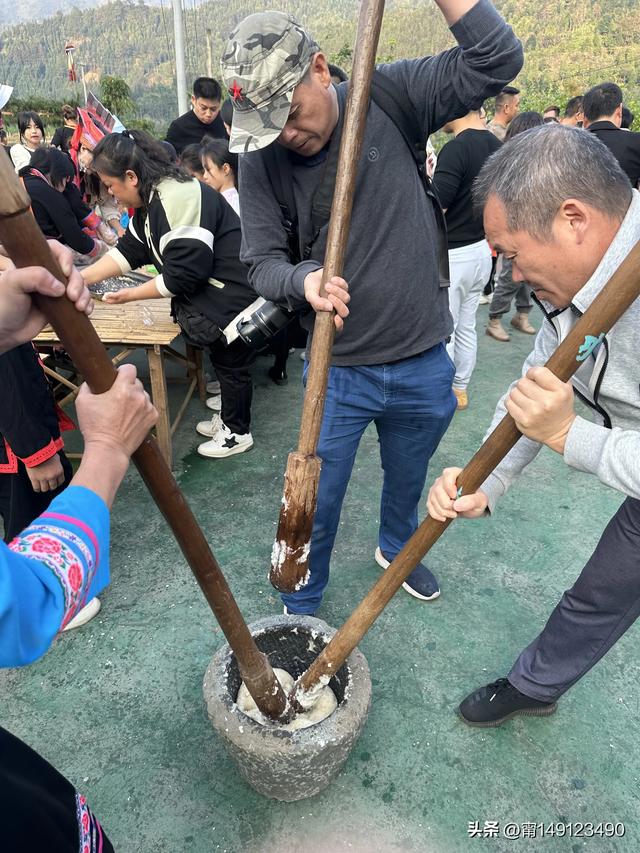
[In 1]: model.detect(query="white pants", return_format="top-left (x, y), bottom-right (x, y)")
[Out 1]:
top-left (446, 239), bottom-right (492, 390)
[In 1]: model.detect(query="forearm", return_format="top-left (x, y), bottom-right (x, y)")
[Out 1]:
top-left (82, 253), bottom-right (122, 285)
top-left (246, 255), bottom-right (319, 309)
top-left (71, 442), bottom-right (130, 508)
top-left (434, 0), bottom-right (480, 26)
top-left (565, 418), bottom-right (640, 499)
top-left (121, 278), bottom-right (164, 301)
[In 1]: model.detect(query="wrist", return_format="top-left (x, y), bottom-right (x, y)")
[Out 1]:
top-left (72, 440), bottom-right (131, 508)
top-left (83, 438), bottom-right (131, 468)
top-left (546, 414), bottom-right (576, 455)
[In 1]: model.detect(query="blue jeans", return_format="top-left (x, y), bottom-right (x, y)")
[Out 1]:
top-left (282, 343), bottom-right (457, 613)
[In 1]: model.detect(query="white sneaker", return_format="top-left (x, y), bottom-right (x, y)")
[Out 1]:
top-left (206, 394), bottom-right (222, 411)
top-left (206, 380), bottom-right (221, 395)
top-left (196, 412), bottom-right (222, 438)
top-left (197, 423), bottom-right (253, 458)
top-left (299, 350), bottom-right (307, 361)
top-left (63, 597), bottom-right (101, 631)
top-left (478, 292), bottom-right (493, 305)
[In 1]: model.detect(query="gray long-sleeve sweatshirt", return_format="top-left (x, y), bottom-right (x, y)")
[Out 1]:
top-left (481, 190), bottom-right (640, 511)
top-left (238, 0), bottom-right (523, 366)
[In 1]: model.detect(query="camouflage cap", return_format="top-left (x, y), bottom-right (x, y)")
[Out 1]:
top-left (220, 12), bottom-right (319, 154)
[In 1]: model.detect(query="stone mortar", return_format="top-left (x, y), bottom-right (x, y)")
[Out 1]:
top-left (203, 614), bottom-right (372, 802)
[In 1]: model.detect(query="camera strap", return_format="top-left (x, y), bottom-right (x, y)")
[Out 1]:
top-left (261, 70), bottom-right (449, 284)
top-left (260, 104), bottom-right (345, 265)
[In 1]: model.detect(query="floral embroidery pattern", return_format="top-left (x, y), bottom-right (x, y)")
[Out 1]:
top-left (75, 792), bottom-right (106, 852)
top-left (26, 523), bottom-right (94, 573)
top-left (9, 527), bottom-right (93, 628)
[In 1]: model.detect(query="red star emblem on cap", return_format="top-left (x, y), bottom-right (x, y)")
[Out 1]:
top-left (229, 81), bottom-right (244, 103)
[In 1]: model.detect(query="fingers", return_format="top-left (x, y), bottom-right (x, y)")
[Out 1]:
top-left (426, 468), bottom-right (488, 521)
top-left (525, 365), bottom-right (560, 390)
top-left (441, 467), bottom-right (462, 500)
top-left (103, 291), bottom-right (124, 304)
top-left (47, 240), bottom-right (74, 278)
top-left (17, 265), bottom-right (66, 297)
top-left (116, 363), bottom-right (139, 384)
top-left (66, 268), bottom-right (93, 315)
top-left (426, 467), bottom-right (463, 521)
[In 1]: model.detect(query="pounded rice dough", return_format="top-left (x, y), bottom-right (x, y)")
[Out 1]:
top-left (236, 668), bottom-right (338, 731)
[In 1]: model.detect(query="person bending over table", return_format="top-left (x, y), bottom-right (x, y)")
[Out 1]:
top-left (81, 129), bottom-right (262, 460)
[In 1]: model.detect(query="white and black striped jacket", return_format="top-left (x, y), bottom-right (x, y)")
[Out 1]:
top-left (108, 177), bottom-right (256, 331)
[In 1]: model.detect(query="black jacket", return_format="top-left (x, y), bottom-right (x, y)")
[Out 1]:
top-left (108, 177), bottom-right (256, 331)
top-left (588, 121), bottom-right (640, 188)
top-left (0, 345), bottom-right (64, 474)
top-left (21, 172), bottom-right (95, 255)
top-left (165, 110), bottom-right (227, 156)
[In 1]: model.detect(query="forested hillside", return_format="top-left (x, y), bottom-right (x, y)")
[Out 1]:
top-left (0, 0), bottom-right (638, 130)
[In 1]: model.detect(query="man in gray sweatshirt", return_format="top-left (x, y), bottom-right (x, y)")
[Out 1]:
top-left (428, 125), bottom-right (640, 725)
top-left (221, 2), bottom-right (523, 614)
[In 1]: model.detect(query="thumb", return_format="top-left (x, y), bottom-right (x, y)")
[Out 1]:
top-left (452, 493), bottom-right (484, 513)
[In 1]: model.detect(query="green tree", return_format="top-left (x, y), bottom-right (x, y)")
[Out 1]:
top-left (100, 75), bottom-right (136, 119)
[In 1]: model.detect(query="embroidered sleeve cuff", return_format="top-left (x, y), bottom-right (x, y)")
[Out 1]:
top-left (20, 437), bottom-right (64, 468)
top-left (9, 486), bottom-right (110, 631)
top-left (154, 274), bottom-right (173, 297)
top-left (451, 0), bottom-right (505, 45)
top-left (83, 211), bottom-right (101, 230)
top-left (107, 247), bottom-right (132, 274)
top-left (564, 416), bottom-right (609, 477)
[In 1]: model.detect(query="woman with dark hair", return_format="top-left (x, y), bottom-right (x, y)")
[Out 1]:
top-left (504, 110), bottom-right (544, 140)
top-left (20, 148), bottom-right (107, 263)
top-left (10, 110), bottom-right (45, 172)
top-left (82, 130), bottom-right (261, 459)
top-left (180, 142), bottom-right (206, 180)
top-left (201, 137), bottom-right (239, 214)
top-left (51, 104), bottom-right (78, 153)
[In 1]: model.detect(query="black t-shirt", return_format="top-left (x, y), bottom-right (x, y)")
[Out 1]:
top-left (432, 128), bottom-right (502, 249)
top-left (165, 109), bottom-right (227, 155)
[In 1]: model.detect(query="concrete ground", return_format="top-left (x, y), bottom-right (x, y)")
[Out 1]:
top-left (2, 304), bottom-right (636, 852)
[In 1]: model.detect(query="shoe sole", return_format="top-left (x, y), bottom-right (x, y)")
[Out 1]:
top-left (485, 329), bottom-right (510, 342)
top-left (197, 441), bottom-right (253, 458)
top-left (374, 547), bottom-right (440, 601)
top-left (63, 597), bottom-right (101, 631)
top-left (456, 702), bottom-right (558, 728)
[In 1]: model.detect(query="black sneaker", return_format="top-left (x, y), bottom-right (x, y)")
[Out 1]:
top-left (267, 366), bottom-right (288, 385)
top-left (458, 677), bottom-right (557, 727)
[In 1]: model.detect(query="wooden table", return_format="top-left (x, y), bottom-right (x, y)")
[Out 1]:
top-left (36, 299), bottom-right (206, 468)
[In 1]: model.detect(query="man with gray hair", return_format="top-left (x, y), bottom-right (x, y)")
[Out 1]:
top-left (427, 124), bottom-right (640, 725)
top-left (221, 1), bottom-right (523, 615)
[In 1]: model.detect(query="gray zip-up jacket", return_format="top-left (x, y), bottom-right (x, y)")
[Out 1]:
top-left (481, 190), bottom-right (640, 510)
top-left (239, 0), bottom-right (523, 366)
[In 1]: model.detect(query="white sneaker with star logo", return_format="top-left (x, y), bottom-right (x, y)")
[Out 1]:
top-left (197, 423), bottom-right (253, 458)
